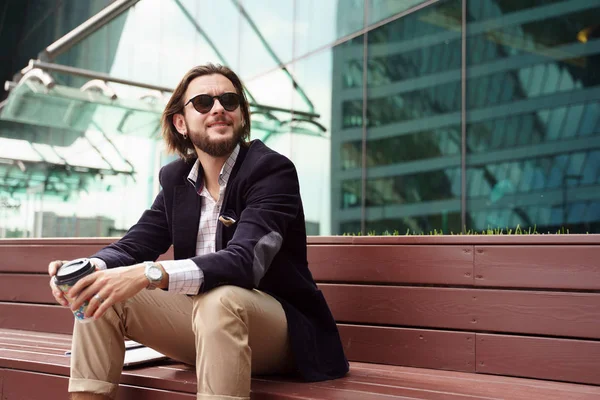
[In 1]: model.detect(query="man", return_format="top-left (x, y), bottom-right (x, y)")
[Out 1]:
top-left (48, 63), bottom-right (348, 400)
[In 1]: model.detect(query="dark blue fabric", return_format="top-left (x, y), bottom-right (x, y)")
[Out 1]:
top-left (92, 140), bottom-right (349, 382)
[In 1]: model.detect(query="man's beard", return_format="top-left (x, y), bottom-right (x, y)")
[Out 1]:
top-left (188, 123), bottom-right (243, 157)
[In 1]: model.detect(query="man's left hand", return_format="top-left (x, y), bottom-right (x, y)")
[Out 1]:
top-left (69, 264), bottom-right (148, 320)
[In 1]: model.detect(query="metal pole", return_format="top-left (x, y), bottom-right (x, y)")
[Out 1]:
top-left (28, 59), bottom-right (174, 92)
top-left (360, 0), bottom-right (369, 235)
top-left (24, 60), bottom-right (321, 119)
top-left (461, 0), bottom-right (468, 232)
top-left (39, 0), bottom-right (141, 62)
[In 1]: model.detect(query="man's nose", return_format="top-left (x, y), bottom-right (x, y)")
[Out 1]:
top-left (211, 98), bottom-right (226, 113)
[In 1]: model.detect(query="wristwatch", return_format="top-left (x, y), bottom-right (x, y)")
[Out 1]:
top-left (144, 261), bottom-right (163, 290)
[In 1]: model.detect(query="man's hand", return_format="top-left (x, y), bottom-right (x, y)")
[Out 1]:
top-left (68, 264), bottom-right (148, 320)
top-left (48, 260), bottom-right (70, 307)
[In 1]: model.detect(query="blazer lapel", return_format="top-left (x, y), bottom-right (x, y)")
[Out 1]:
top-left (173, 183), bottom-right (201, 260)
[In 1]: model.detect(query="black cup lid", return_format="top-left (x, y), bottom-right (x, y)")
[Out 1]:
top-left (55, 258), bottom-right (94, 282)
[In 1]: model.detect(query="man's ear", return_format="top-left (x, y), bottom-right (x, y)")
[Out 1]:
top-left (173, 113), bottom-right (187, 135)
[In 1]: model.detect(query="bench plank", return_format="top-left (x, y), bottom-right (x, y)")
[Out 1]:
top-left (474, 246), bottom-right (600, 290)
top-left (0, 369), bottom-right (197, 399)
top-left (309, 245), bottom-right (473, 285)
top-left (476, 333), bottom-right (600, 385)
top-left (0, 244), bottom-right (175, 273)
top-left (0, 303), bottom-right (73, 334)
top-left (338, 324), bottom-right (474, 372)
top-left (3, 331), bottom-right (600, 400)
top-left (347, 363), bottom-right (600, 400)
top-left (320, 284), bottom-right (600, 339)
top-left (0, 245), bottom-right (106, 273)
top-left (0, 274), bottom-right (55, 304)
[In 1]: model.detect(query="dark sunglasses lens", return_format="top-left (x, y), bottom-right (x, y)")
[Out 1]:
top-left (219, 93), bottom-right (240, 111)
top-left (192, 95), bottom-right (214, 113)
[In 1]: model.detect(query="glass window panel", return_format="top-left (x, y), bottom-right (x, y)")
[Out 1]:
top-left (361, 0), bottom-right (461, 234)
top-left (341, 179), bottom-right (361, 208)
top-left (368, 0), bottom-right (428, 26)
top-left (365, 126), bottom-right (461, 168)
top-left (467, 0), bottom-right (600, 235)
top-left (518, 161), bottom-right (534, 193)
top-left (179, 0), bottom-right (242, 70)
top-left (294, 0), bottom-right (363, 59)
top-left (239, 0), bottom-right (294, 65)
top-left (340, 221), bottom-right (361, 235)
top-left (581, 151), bottom-right (600, 185)
top-left (578, 102), bottom-right (600, 136)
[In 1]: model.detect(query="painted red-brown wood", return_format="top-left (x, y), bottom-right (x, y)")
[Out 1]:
top-left (0, 274), bottom-right (56, 304)
top-left (337, 324), bottom-right (474, 372)
top-left (309, 245), bottom-right (473, 285)
top-left (0, 368), bottom-right (197, 399)
top-left (320, 285), bottom-right (600, 339)
top-left (0, 244), bottom-right (175, 273)
top-left (0, 328), bottom-right (73, 343)
top-left (476, 334), bottom-right (600, 385)
top-left (0, 303), bottom-right (73, 334)
top-left (1, 245), bottom-right (107, 273)
top-left (474, 246), bottom-right (600, 290)
top-left (3, 340), bottom-right (600, 400)
top-left (348, 363), bottom-right (600, 400)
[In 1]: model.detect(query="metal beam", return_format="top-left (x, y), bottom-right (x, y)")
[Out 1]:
top-left (39, 0), bottom-right (141, 62)
top-left (25, 60), bottom-right (321, 119)
top-left (27, 59), bottom-right (173, 92)
top-left (230, 0), bottom-right (315, 113)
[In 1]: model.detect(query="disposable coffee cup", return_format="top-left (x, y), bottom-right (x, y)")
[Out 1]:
top-left (53, 258), bottom-right (96, 323)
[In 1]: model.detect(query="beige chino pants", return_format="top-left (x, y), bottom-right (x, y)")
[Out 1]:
top-left (68, 285), bottom-right (293, 400)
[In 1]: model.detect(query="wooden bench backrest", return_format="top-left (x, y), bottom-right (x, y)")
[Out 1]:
top-left (1, 236), bottom-right (599, 386)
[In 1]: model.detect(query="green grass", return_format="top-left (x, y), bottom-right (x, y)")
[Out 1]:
top-left (342, 225), bottom-right (583, 236)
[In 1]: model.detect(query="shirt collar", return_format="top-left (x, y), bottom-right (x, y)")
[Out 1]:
top-left (187, 144), bottom-right (240, 192)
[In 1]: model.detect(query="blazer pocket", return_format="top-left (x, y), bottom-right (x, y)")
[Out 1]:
top-left (218, 213), bottom-right (237, 228)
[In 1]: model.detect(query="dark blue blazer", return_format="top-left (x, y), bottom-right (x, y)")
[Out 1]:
top-left (92, 140), bottom-right (349, 381)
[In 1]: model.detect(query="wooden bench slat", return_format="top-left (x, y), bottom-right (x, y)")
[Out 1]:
top-left (0, 369), bottom-right (197, 400)
top-left (1, 245), bottom-right (107, 273)
top-left (338, 324), bottom-right (474, 372)
top-left (267, 378), bottom-right (479, 400)
top-left (474, 246), bottom-right (600, 290)
top-left (320, 284), bottom-right (600, 339)
top-left (0, 302), bottom-right (73, 334)
top-left (476, 333), bottom-right (600, 385)
top-left (347, 363), bottom-right (600, 400)
top-left (0, 245), bottom-right (174, 273)
top-left (309, 245), bottom-right (473, 285)
top-left (0, 273), bottom-right (56, 304)
top-left (0, 357), bottom-right (427, 400)
top-left (4, 340), bottom-right (600, 400)
top-left (0, 341), bottom-right (67, 355)
top-left (0, 328), bottom-right (73, 343)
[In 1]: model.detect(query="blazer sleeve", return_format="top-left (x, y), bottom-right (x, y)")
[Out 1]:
top-left (91, 168), bottom-right (172, 268)
top-left (193, 152), bottom-right (300, 291)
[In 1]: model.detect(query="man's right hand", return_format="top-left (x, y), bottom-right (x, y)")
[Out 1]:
top-left (48, 260), bottom-right (69, 306)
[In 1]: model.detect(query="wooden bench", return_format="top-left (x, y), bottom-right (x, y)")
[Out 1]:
top-left (1, 236), bottom-right (600, 399)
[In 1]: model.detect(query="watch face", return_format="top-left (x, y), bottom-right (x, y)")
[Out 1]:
top-left (149, 267), bottom-right (162, 281)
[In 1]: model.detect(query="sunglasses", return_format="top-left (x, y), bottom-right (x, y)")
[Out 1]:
top-left (184, 92), bottom-right (241, 114)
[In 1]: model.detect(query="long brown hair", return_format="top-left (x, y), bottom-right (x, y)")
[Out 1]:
top-left (161, 64), bottom-right (251, 161)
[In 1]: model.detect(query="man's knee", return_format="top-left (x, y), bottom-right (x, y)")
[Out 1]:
top-left (192, 286), bottom-right (248, 332)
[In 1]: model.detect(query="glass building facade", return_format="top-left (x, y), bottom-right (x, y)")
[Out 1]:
top-left (1, 0), bottom-right (599, 237)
